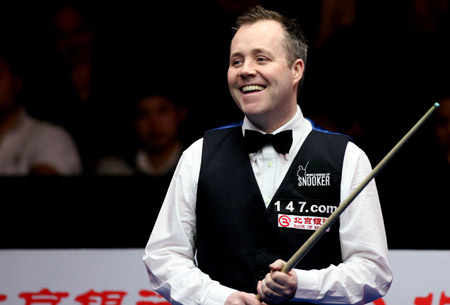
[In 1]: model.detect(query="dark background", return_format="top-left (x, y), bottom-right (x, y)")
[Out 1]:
top-left (0, 1), bottom-right (449, 249)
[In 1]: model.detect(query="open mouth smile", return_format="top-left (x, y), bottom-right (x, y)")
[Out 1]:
top-left (240, 85), bottom-right (266, 94)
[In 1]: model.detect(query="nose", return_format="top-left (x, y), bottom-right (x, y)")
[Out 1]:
top-left (239, 61), bottom-right (257, 78)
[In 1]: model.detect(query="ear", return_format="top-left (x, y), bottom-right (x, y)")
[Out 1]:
top-left (291, 59), bottom-right (304, 85)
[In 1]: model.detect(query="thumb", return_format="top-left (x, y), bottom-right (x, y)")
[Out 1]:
top-left (269, 259), bottom-right (286, 271)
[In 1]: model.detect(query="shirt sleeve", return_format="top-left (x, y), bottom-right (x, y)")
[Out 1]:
top-left (292, 142), bottom-right (393, 304)
top-left (143, 139), bottom-right (237, 305)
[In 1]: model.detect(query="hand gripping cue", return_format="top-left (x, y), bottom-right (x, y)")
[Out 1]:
top-left (256, 103), bottom-right (439, 301)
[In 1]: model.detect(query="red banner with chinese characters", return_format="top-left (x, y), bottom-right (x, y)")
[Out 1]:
top-left (0, 249), bottom-right (449, 305)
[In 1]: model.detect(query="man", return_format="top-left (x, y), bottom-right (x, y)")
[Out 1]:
top-left (95, 91), bottom-right (187, 177)
top-left (133, 92), bottom-right (187, 176)
top-left (143, 6), bottom-right (392, 305)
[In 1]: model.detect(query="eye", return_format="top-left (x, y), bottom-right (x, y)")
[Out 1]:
top-left (256, 56), bottom-right (268, 64)
top-left (231, 58), bottom-right (243, 67)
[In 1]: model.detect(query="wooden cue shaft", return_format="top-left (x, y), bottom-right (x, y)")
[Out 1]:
top-left (278, 102), bottom-right (440, 274)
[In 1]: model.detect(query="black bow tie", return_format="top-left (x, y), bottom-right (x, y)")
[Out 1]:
top-left (244, 129), bottom-right (293, 155)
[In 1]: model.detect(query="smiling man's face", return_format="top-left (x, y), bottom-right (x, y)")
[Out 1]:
top-left (228, 19), bottom-right (304, 132)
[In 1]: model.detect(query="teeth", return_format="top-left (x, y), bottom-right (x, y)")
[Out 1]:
top-left (241, 85), bottom-right (265, 93)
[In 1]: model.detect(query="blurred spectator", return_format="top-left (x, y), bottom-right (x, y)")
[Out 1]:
top-left (95, 89), bottom-right (187, 177)
top-left (133, 94), bottom-right (187, 176)
top-left (52, 4), bottom-right (94, 104)
top-left (47, 4), bottom-right (103, 171)
top-left (315, 0), bottom-right (357, 49)
top-left (406, 0), bottom-right (449, 35)
top-left (0, 41), bottom-right (82, 175)
top-left (22, 3), bottom-right (121, 173)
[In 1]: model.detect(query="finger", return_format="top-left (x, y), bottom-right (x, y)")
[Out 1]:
top-left (264, 274), bottom-right (285, 293)
top-left (258, 288), bottom-right (281, 304)
top-left (264, 271), bottom-right (297, 301)
top-left (270, 269), bottom-right (293, 286)
top-left (261, 290), bottom-right (283, 304)
top-left (258, 279), bottom-right (271, 300)
top-left (259, 278), bottom-right (283, 304)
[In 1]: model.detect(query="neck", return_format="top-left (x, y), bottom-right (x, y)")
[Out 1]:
top-left (248, 104), bottom-right (298, 133)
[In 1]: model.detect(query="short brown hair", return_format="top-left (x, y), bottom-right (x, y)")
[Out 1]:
top-left (233, 5), bottom-right (308, 67)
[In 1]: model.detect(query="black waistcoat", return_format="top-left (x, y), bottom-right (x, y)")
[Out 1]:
top-left (196, 124), bottom-right (349, 302)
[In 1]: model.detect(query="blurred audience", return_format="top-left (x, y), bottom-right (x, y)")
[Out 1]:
top-left (0, 0), bottom-right (448, 248)
top-left (0, 41), bottom-right (82, 175)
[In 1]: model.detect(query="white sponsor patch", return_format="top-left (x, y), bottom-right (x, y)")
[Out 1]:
top-left (277, 214), bottom-right (330, 231)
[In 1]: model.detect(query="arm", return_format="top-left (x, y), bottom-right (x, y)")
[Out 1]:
top-left (291, 142), bottom-right (393, 304)
top-left (143, 139), bottom-right (251, 305)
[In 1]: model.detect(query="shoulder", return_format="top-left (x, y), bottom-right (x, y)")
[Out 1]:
top-left (25, 113), bottom-right (76, 145)
top-left (305, 118), bottom-right (367, 160)
top-left (203, 121), bottom-right (243, 139)
top-left (181, 121), bottom-right (244, 169)
top-left (342, 141), bottom-right (374, 181)
top-left (307, 118), bottom-right (352, 142)
top-left (183, 138), bottom-right (204, 155)
top-left (303, 119), bottom-right (351, 159)
top-left (178, 138), bottom-right (203, 170)
top-left (345, 141), bottom-right (372, 164)
top-left (200, 122), bottom-right (244, 154)
top-left (206, 121), bottom-right (243, 132)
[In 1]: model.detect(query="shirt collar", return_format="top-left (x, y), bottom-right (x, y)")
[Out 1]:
top-left (241, 105), bottom-right (307, 160)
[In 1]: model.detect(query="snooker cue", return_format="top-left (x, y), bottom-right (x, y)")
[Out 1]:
top-left (256, 102), bottom-right (439, 300)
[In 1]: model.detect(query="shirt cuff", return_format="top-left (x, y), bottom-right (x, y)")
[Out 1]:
top-left (292, 269), bottom-right (320, 302)
top-left (205, 284), bottom-right (237, 305)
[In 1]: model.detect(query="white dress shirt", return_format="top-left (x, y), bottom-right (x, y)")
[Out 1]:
top-left (143, 106), bottom-right (393, 305)
top-left (0, 109), bottom-right (82, 175)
